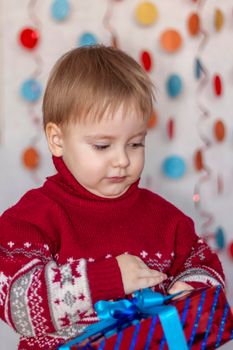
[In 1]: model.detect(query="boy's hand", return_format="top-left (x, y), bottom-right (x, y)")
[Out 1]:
top-left (116, 254), bottom-right (167, 295)
top-left (168, 281), bottom-right (193, 296)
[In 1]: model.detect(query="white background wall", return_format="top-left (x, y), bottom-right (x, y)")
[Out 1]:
top-left (0, 0), bottom-right (233, 348)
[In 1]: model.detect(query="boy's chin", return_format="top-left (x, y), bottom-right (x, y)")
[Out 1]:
top-left (93, 186), bottom-right (130, 199)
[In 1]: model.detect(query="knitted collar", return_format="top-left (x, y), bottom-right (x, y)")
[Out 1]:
top-left (50, 156), bottom-right (140, 203)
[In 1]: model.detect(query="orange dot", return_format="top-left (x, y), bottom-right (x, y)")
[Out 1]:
top-left (214, 120), bottom-right (225, 142)
top-left (22, 147), bottom-right (40, 170)
top-left (160, 29), bottom-right (182, 53)
top-left (187, 13), bottom-right (200, 36)
top-left (194, 149), bottom-right (203, 171)
top-left (147, 110), bottom-right (157, 129)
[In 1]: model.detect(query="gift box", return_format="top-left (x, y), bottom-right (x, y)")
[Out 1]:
top-left (58, 285), bottom-right (233, 350)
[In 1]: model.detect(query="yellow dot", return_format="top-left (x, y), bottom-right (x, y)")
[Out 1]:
top-left (135, 2), bottom-right (158, 26)
top-left (214, 8), bottom-right (224, 32)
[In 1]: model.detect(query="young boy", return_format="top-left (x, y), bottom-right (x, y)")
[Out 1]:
top-left (0, 45), bottom-right (224, 350)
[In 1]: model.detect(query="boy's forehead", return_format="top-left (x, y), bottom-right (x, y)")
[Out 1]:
top-left (80, 112), bottom-right (147, 138)
top-left (86, 106), bottom-right (145, 126)
top-left (61, 100), bottom-right (148, 136)
top-left (63, 106), bottom-right (147, 138)
top-left (87, 101), bottom-right (145, 122)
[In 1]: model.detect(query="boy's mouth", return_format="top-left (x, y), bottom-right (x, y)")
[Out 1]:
top-left (107, 176), bottom-right (127, 183)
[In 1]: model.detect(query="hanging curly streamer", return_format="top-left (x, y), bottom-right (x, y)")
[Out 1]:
top-left (0, 11), bottom-right (4, 144)
top-left (0, 63), bottom-right (2, 144)
top-left (103, 0), bottom-right (119, 48)
top-left (193, 0), bottom-right (215, 241)
top-left (214, 119), bottom-right (225, 195)
top-left (28, 0), bottom-right (43, 80)
top-left (21, 0), bottom-right (43, 183)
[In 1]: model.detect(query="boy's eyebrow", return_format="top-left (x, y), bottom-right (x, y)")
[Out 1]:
top-left (85, 131), bottom-right (147, 141)
top-left (129, 131), bottom-right (147, 139)
top-left (85, 135), bottom-right (115, 141)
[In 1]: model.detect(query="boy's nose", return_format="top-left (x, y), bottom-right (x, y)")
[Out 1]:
top-left (112, 148), bottom-right (130, 168)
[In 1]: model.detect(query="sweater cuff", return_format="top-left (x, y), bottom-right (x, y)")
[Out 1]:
top-left (184, 281), bottom-right (211, 289)
top-left (87, 258), bottom-right (125, 304)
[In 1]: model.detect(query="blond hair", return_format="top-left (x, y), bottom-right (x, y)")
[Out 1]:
top-left (42, 45), bottom-right (155, 128)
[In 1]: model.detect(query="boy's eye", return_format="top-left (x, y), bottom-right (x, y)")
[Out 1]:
top-left (92, 144), bottom-right (110, 151)
top-left (129, 142), bottom-right (145, 148)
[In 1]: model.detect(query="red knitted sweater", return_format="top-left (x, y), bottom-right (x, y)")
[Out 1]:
top-left (0, 156), bottom-right (224, 350)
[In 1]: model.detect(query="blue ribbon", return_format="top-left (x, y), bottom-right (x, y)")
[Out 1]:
top-left (58, 288), bottom-right (188, 350)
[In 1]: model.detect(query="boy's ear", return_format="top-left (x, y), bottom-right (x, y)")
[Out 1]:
top-left (45, 122), bottom-right (64, 157)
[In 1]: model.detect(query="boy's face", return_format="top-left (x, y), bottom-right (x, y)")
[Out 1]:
top-left (48, 104), bottom-right (147, 198)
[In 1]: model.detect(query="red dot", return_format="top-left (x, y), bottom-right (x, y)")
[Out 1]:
top-left (228, 241), bottom-right (233, 259)
top-left (19, 27), bottom-right (39, 49)
top-left (140, 51), bottom-right (152, 72)
top-left (213, 74), bottom-right (222, 96)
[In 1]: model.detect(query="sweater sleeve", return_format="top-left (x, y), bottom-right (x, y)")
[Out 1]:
top-left (0, 213), bottom-right (99, 339)
top-left (168, 216), bottom-right (225, 290)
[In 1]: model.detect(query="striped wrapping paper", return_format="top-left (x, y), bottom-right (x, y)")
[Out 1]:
top-left (61, 285), bottom-right (233, 350)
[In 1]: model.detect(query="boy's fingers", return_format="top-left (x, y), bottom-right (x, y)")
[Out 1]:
top-left (138, 267), bottom-right (167, 279)
top-left (168, 281), bottom-right (194, 299)
top-left (137, 275), bottom-right (166, 289)
top-left (135, 256), bottom-right (148, 268)
top-left (169, 281), bottom-right (193, 293)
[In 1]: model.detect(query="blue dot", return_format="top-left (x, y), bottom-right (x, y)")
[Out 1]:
top-left (162, 155), bottom-right (186, 179)
top-left (215, 227), bottom-right (225, 250)
top-left (51, 0), bottom-right (70, 21)
top-left (194, 58), bottom-right (202, 80)
top-left (20, 79), bottom-right (42, 102)
top-left (166, 74), bottom-right (183, 98)
top-left (78, 32), bottom-right (98, 47)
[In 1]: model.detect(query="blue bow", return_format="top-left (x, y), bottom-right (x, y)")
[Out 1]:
top-left (58, 288), bottom-right (188, 350)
